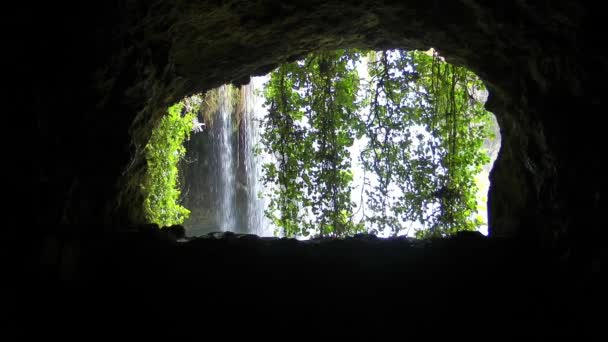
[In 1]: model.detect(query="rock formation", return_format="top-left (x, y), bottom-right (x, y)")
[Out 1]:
top-left (16, 1), bottom-right (604, 336)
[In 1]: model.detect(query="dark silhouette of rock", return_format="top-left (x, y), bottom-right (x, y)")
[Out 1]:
top-left (15, 1), bottom-right (605, 338)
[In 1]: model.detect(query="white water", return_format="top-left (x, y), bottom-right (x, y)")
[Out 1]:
top-left (242, 77), bottom-right (273, 236)
top-left (216, 85), bottom-right (236, 231)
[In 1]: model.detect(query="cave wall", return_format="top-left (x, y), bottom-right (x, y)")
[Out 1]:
top-left (22, 1), bottom-right (605, 256)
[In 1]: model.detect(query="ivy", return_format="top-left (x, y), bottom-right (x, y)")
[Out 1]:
top-left (142, 103), bottom-right (195, 227)
top-left (363, 50), bottom-right (492, 238)
top-left (261, 50), bottom-right (365, 237)
top-left (261, 48), bottom-right (494, 238)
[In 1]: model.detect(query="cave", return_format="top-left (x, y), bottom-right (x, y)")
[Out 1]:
top-left (19, 1), bottom-right (603, 337)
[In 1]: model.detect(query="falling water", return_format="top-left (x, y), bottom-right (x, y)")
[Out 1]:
top-left (182, 80), bottom-right (273, 236)
top-left (241, 77), bottom-right (272, 236)
top-left (216, 85), bottom-right (236, 231)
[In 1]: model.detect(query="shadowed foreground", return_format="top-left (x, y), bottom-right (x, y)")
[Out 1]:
top-left (19, 226), bottom-right (601, 338)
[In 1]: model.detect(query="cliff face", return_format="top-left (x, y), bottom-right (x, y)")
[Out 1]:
top-left (21, 1), bottom-right (603, 255)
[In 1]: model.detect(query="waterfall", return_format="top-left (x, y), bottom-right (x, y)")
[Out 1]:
top-left (182, 79), bottom-right (273, 236)
top-left (216, 85), bottom-right (236, 231)
top-left (242, 77), bottom-right (272, 236)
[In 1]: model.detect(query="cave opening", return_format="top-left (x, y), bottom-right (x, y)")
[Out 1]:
top-left (143, 48), bottom-right (501, 240)
top-left (19, 1), bottom-right (605, 336)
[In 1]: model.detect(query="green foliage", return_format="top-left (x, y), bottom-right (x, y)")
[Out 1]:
top-left (261, 50), bottom-right (364, 237)
top-left (142, 103), bottom-right (195, 227)
top-left (180, 85), bottom-right (242, 131)
top-left (363, 50), bottom-right (492, 238)
top-left (261, 48), bottom-right (494, 238)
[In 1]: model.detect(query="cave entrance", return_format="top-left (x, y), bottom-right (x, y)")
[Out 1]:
top-left (145, 48), bottom-right (501, 239)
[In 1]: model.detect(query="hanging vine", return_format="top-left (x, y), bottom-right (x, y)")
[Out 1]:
top-left (261, 48), bottom-right (493, 238)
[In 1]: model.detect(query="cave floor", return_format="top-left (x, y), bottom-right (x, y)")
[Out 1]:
top-left (19, 228), bottom-right (600, 338)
